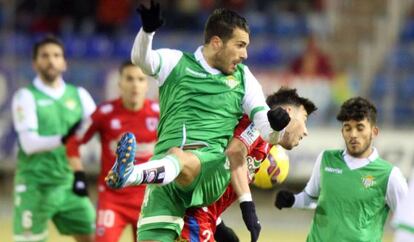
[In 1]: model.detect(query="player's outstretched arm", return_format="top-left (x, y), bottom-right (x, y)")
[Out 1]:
top-left (241, 66), bottom-right (290, 144)
top-left (131, 0), bottom-right (183, 86)
top-left (226, 138), bottom-right (261, 242)
top-left (275, 190), bottom-right (318, 210)
top-left (131, 0), bottom-right (164, 76)
top-left (275, 190), bottom-right (295, 209)
top-left (136, 0), bottom-right (164, 33)
top-left (276, 153), bottom-right (323, 210)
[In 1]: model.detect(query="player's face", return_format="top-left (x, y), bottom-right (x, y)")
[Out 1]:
top-left (278, 105), bottom-right (309, 150)
top-left (119, 65), bottom-right (148, 106)
top-left (341, 118), bottom-right (378, 158)
top-left (214, 28), bottom-right (249, 75)
top-left (33, 43), bottom-right (67, 83)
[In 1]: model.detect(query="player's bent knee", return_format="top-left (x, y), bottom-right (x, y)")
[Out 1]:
top-left (170, 150), bottom-right (201, 187)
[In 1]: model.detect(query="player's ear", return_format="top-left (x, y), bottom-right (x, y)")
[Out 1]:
top-left (210, 36), bottom-right (223, 50)
top-left (372, 125), bottom-right (379, 137)
top-left (283, 106), bottom-right (293, 117)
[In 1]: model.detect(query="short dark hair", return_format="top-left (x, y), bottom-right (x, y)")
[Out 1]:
top-left (32, 36), bottom-right (65, 60)
top-left (266, 87), bottom-right (317, 115)
top-left (118, 60), bottom-right (137, 74)
top-left (336, 97), bottom-right (377, 124)
top-left (204, 8), bottom-right (250, 44)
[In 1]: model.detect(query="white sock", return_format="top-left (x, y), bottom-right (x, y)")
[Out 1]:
top-left (125, 155), bottom-right (181, 186)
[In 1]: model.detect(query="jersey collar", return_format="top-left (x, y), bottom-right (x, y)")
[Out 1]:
top-left (194, 46), bottom-right (222, 75)
top-left (33, 76), bottom-right (66, 100)
top-left (342, 147), bottom-right (379, 170)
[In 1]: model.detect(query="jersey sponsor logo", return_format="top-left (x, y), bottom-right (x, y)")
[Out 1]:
top-left (324, 167), bottom-right (343, 174)
top-left (240, 123), bottom-right (259, 146)
top-left (145, 117), bottom-right (158, 132)
top-left (362, 175), bottom-right (376, 188)
top-left (110, 119), bottom-right (121, 129)
top-left (37, 99), bottom-right (53, 106)
top-left (225, 76), bottom-right (239, 89)
top-left (185, 67), bottom-right (207, 78)
top-left (65, 99), bottom-right (77, 110)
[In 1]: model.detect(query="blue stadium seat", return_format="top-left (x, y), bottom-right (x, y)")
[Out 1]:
top-left (113, 35), bottom-right (135, 58)
top-left (246, 11), bottom-right (267, 35)
top-left (86, 35), bottom-right (114, 58)
top-left (390, 45), bottom-right (414, 69)
top-left (399, 19), bottom-right (414, 42)
top-left (62, 35), bottom-right (88, 58)
top-left (269, 13), bottom-right (308, 37)
top-left (370, 74), bottom-right (390, 100)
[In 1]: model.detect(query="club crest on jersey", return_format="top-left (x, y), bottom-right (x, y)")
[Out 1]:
top-left (362, 175), bottom-right (376, 188)
top-left (145, 117), bottom-right (158, 131)
top-left (110, 119), bottom-right (121, 129)
top-left (225, 76), bottom-right (239, 89)
top-left (65, 99), bottom-right (77, 110)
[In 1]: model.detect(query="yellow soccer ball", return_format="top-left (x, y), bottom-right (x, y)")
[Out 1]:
top-left (253, 145), bottom-right (290, 189)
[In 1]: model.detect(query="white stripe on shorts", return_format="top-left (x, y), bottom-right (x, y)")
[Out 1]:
top-left (14, 230), bottom-right (48, 242)
top-left (138, 215), bottom-right (184, 229)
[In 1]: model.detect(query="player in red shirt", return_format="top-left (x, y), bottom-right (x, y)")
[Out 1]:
top-left (180, 115), bottom-right (268, 242)
top-left (181, 88), bottom-right (317, 242)
top-left (66, 61), bottom-right (159, 242)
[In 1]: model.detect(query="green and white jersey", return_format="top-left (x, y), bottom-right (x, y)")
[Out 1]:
top-left (392, 170), bottom-right (414, 240)
top-left (300, 148), bottom-right (407, 242)
top-left (11, 77), bottom-right (96, 185)
top-left (131, 29), bottom-right (273, 154)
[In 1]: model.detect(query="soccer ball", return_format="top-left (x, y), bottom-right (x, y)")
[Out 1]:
top-left (253, 145), bottom-right (290, 189)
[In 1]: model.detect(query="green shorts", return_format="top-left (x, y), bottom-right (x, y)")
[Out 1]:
top-left (13, 182), bottom-right (95, 242)
top-left (137, 146), bottom-right (231, 241)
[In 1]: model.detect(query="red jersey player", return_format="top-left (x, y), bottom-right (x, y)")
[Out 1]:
top-left (180, 115), bottom-right (269, 242)
top-left (181, 87), bottom-right (317, 242)
top-left (66, 61), bottom-right (159, 242)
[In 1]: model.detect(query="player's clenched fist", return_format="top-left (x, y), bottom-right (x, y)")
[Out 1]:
top-left (275, 190), bottom-right (295, 209)
top-left (136, 0), bottom-right (165, 33)
top-left (267, 107), bottom-right (290, 131)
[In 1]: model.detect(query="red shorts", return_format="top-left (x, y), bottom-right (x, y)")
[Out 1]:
top-left (95, 185), bottom-right (145, 242)
top-left (181, 185), bottom-right (237, 241)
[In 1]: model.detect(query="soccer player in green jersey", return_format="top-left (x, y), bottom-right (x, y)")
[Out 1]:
top-left (11, 36), bottom-right (96, 242)
top-left (105, 1), bottom-right (292, 242)
top-left (275, 97), bottom-right (408, 242)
